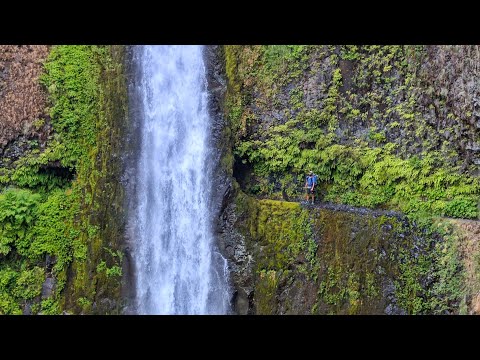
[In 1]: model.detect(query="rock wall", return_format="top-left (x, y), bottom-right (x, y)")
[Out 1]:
top-left (216, 45), bottom-right (480, 315)
top-left (221, 193), bottom-right (473, 315)
top-left (0, 45), bottom-right (128, 314)
top-left (224, 46), bottom-right (479, 221)
top-left (0, 46), bottom-right (51, 168)
top-left (62, 46), bottom-right (129, 314)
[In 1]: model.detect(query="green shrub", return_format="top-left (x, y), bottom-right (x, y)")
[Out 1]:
top-left (28, 188), bottom-right (79, 273)
top-left (0, 45), bottom-right (123, 314)
top-left (13, 266), bottom-right (45, 300)
top-left (0, 265), bottom-right (45, 314)
top-left (444, 197), bottom-right (478, 219)
top-left (40, 45), bottom-right (105, 168)
top-left (40, 298), bottom-right (60, 315)
top-left (97, 261), bottom-right (122, 278)
top-left (0, 188), bottom-right (41, 256)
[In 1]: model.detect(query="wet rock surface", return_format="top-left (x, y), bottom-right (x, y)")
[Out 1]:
top-left (41, 277), bottom-right (56, 299)
top-left (206, 46), bottom-right (480, 315)
top-left (206, 46), bottom-right (260, 314)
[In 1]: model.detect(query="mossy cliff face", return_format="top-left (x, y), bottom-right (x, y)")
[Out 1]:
top-left (224, 46), bottom-right (479, 221)
top-left (61, 46), bottom-right (128, 314)
top-left (0, 46), bottom-right (128, 314)
top-left (217, 46), bottom-right (480, 315)
top-left (222, 194), bottom-right (469, 314)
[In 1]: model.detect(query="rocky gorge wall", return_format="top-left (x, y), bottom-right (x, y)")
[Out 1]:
top-left (224, 46), bottom-right (479, 220)
top-left (0, 45), bottom-right (128, 314)
top-left (211, 45), bottom-right (480, 314)
top-left (2, 45), bottom-right (479, 315)
top-left (221, 193), bottom-right (479, 314)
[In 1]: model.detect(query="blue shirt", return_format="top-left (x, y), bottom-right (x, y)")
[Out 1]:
top-left (306, 176), bottom-right (314, 187)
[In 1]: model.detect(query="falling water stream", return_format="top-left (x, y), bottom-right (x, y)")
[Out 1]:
top-left (132, 45), bottom-right (231, 314)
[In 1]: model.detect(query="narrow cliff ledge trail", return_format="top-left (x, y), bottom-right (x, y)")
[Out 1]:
top-left (127, 45), bottom-right (231, 315)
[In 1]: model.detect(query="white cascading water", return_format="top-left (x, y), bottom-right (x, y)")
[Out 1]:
top-left (133, 45), bottom-right (231, 314)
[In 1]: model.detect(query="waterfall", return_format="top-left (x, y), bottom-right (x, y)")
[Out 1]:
top-left (131, 45), bottom-right (231, 314)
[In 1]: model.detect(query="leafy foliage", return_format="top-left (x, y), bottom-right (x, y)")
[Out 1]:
top-left (0, 189), bottom-right (40, 256)
top-left (0, 265), bottom-right (44, 314)
top-left (0, 45), bottom-right (124, 314)
top-left (29, 188), bottom-right (79, 276)
top-left (40, 45), bottom-right (106, 168)
top-left (225, 45), bottom-right (479, 221)
top-left (226, 45), bottom-right (479, 315)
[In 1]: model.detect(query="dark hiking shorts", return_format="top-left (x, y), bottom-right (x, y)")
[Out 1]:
top-left (305, 187), bottom-right (315, 195)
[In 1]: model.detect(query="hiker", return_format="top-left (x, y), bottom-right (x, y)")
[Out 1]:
top-left (304, 171), bottom-right (316, 204)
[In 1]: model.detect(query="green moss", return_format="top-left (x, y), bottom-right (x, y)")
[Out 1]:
top-left (226, 45), bottom-right (477, 315)
top-left (0, 186), bottom-right (77, 313)
top-left (394, 250), bottom-right (430, 314)
top-left (40, 298), bottom-right (60, 315)
top-left (235, 194), bottom-right (323, 313)
top-left (226, 45), bottom-right (479, 222)
top-left (368, 128), bottom-right (387, 144)
top-left (389, 218), bottom-right (465, 315)
top-left (340, 45), bottom-right (360, 61)
top-left (77, 296), bottom-right (92, 313)
top-left (428, 220), bottom-right (466, 313)
top-left (0, 45), bottom-right (127, 314)
top-left (235, 186), bottom-right (470, 314)
top-left (60, 45), bottom-right (127, 313)
top-left (0, 189), bottom-right (41, 256)
top-left (234, 131), bottom-right (479, 221)
top-left (225, 46), bottom-right (242, 93)
top-left (0, 265), bottom-right (45, 314)
top-left (253, 199), bottom-right (309, 270)
top-left (312, 210), bottom-right (387, 314)
top-left (256, 269), bottom-right (278, 314)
